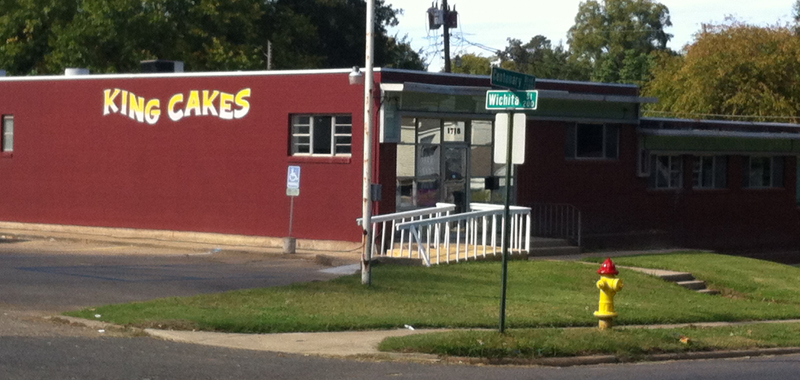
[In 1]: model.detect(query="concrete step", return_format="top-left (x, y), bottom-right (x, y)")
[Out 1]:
top-left (659, 272), bottom-right (696, 282)
top-left (677, 280), bottom-right (708, 290)
top-left (528, 246), bottom-right (582, 257)
top-left (622, 266), bottom-right (718, 296)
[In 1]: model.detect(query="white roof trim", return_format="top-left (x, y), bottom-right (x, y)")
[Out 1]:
top-left (380, 82), bottom-right (490, 96)
top-left (0, 68), bottom-right (354, 82)
top-left (641, 128), bottom-right (800, 140)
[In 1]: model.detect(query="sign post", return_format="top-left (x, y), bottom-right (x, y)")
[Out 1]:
top-left (284, 166), bottom-right (301, 254)
top-left (488, 67), bottom-right (537, 334)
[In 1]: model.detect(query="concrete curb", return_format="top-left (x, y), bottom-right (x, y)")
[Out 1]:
top-left (446, 347), bottom-right (800, 367)
top-left (50, 315), bottom-right (800, 366)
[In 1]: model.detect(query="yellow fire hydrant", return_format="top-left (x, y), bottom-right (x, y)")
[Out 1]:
top-left (594, 258), bottom-right (623, 330)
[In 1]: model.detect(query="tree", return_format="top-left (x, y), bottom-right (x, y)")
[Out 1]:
top-left (0, 0), bottom-right (78, 75)
top-left (451, 53), bottom-right (492, 75)
top-left (497, 36), bottom-right (591, 81)
top-left (273, 0), bottom-right (424, 70)
top-left (44, 0), bottom-right (270, 73)
top-left (643, 21), bottom-right (800, 122)
top-left (567, 0), bottom-right (672, 83)
top-left (0, 0), bottom-right (424, 74)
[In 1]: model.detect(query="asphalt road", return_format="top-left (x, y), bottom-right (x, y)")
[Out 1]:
top-left (0, 239), bottom-right (338, 312)
top-left (1, 239), bottom-right (800, 380)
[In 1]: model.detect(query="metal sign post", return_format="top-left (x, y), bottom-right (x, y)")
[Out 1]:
top-left (284, 166), bottom-right (301, 254)
top-left (499, 112), bottom-right (514, 334)
top-left (487, 66), bottom-right (538, 334)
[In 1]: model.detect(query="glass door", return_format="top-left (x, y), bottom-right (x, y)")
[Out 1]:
top-left (442, 146), bottom-right (468, 212)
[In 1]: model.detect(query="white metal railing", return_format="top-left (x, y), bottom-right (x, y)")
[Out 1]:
top-left (391, 203), bottom-right (531, 266)
top-left (357, 203), bottom-right (456, 262)
top-left (529, 203), bottom-right (582, 247)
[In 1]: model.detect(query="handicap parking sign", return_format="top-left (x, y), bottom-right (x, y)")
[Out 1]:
top-left (286, 166), bottom-right (301, 196)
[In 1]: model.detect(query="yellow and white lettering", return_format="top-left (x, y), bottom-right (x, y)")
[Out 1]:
top-left (233, 88), bottom-right (251, 119)
top-left (103, 89), bottom-right (120, 115)
top-left (219, 92), bottom-right (234, 120)
top-left (185, 90), bottom-right (201, 117)
top-left (202, 90), bottom-right (219, 116)
top-left (120, 90), bottom-right (129, 115)
top-left (128, 93), bottom-right (145, 123)
top-left (168, 94), bottom-right (184, 122)
top-left (145, 99), bottom-right (161, 125)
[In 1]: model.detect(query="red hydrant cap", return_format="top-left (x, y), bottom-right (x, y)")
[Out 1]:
top-left (598, 258), bottom-right (619, 275)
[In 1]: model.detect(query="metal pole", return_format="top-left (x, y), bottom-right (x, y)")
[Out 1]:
top-left (442, 0), bottom-right (451, 73)
top-left (288, 196), bottom-right (295, 237)
top-left (499, 112), bottom-right (514, 333)
top-left (361, 0), bottom-right (375, 286)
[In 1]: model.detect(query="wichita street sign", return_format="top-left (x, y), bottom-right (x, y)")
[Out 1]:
top-left (490, 67), bottom-right (536, 90)
top-left (485, 90), bottom-right (538, 110)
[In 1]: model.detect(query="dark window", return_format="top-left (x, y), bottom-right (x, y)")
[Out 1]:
top-left (744, 156), bottom-right (784, 188)
top-left (649, 155), bottom-right (682, 189)
top-left (565, 124), bottom-right (618, 159)
top-left (692, 156), bottom-right (727, 189)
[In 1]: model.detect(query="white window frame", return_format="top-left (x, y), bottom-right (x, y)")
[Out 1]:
top-left (290, 114), bottom-right (352, 157)
top-left (692, 155), bottom-right (727, 189)
top-left (650, 154), bottom-right (683, 189)
top-left (1, 115), bottom-right (13, 153)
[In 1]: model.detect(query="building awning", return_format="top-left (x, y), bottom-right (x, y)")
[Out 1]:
top-left (380, 82), bottom-right (657, 104)
top-left (640, 129), bottom-right (800, 154)
top-left (640, 117), bottom-right (800, 154)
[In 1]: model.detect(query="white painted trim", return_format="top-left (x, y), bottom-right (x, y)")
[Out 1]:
top-left (0, 68), bottom-right (355, 82)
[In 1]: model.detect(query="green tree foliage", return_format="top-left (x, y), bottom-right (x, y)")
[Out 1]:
top-left (643, 21), bottom-right (800, 122)
top-left (0, 0), bottom-right (424, 74)
top-left (273, 0), bottom-right (424, 70)
top-left (0, 0), bottom-right (78, 74)
top-left (497, 36), bottom-right (591, 81)
top-left (451, 53), bottom-right (492, 75)
top-left (567, 0), bottom-right (672, 83)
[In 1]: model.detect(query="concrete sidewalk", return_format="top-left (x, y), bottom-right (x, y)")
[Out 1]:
top-left (55, 315), bottom-right (800, 366)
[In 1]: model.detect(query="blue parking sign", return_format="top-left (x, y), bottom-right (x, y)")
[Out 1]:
top-left (287, 166), bottom-right (301, 196)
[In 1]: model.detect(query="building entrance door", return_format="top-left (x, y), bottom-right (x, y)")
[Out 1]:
top-left (442, 145), bottom-right (468, 212)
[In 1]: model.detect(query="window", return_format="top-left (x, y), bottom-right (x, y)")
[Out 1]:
top-left (290, 115), bottom-right (351, 156)
top-left (565, 123), bottom-right (618, 159)
top-left (2, 115), bottom-right (12, 153)
top-left (692, 156), bottom-right (727, 189)
top-left (649, 155), bottom-right (683, 189)
top-left (744, 156), bottom-right (784, 188)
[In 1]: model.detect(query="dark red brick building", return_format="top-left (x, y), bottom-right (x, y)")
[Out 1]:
top-left (0, 68), bottom-right (797, 250)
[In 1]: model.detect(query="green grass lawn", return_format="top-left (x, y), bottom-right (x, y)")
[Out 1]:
top-left (65, 253), bottom-right (800, 333)
top-left (380, 323), bottom-right (800, 359)
top-left (585, 252), bottom-right (800, 304)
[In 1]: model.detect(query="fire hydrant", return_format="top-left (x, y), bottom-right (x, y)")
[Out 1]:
top-left (594, 258), bottom-right (623, 330)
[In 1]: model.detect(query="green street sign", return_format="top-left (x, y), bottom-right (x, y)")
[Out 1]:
top-left (485, 90), bottom-right (538, 110)
top-left (491, 67), bottom-right (536, 90)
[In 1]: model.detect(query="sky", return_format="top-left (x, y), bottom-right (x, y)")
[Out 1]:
top-left (385, 0), bottom-right (796, 71)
